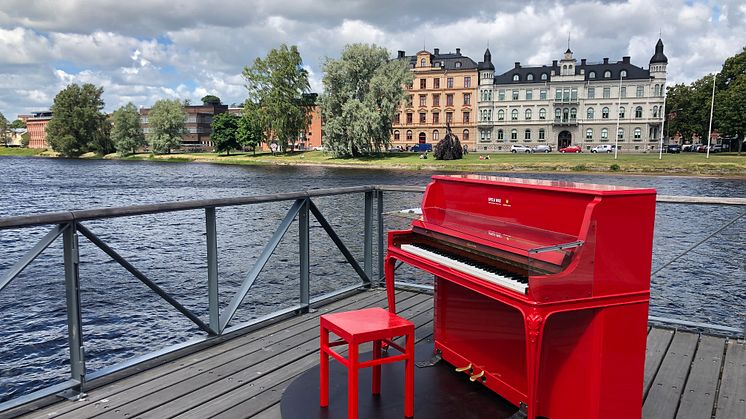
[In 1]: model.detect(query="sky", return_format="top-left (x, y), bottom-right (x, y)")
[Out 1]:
top-left (0, 0), bottom-right (744, 120)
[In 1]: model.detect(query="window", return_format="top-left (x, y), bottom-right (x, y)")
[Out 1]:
top-left (540, 89), bottom-right (547, 100)
top-left (539, 108), bottom-right (546, 120)
top-left (446, 112), bottom-right (453, 123)
top-left (394, 130), bottom-right (400, 140)
top-left (433, 78), bottom-right (440, 89)
top-left (620, 86), bottom-right (626, 98)
top-left (525, 109), bottom-right (532, 120)
top-left (463, 111), bottom-right (470, 123)
top-left (654, 84), bottom-right (660, 96)
top-left (498, 90), bottom-right (505, 101)
top-left (464, 76), bottom-right (471, 88)
top-left (419, 132), bottom-right (426, 142)
top-left (487, 90), bottom-right (492, 101)
top-left (601, 128), bottom-right (608, 139)
top-left (653, 106), bottom-right (659, 118)
top-left (433, 112), bottom-right (440, 124)
top-left (524, 129), bottom-right (531, 140)
top-left (497, 109), bottom-right (504, 121)
top-left (512, 90), bottom-right (519, 100)
top-left (634, 127), bottom-right (641, 139)
top-left (513, 74), bottom-right (520, 81)
top-left (619, 106), bottom-right (625, 118)
top-left (394, 113), bottom-right (400, 124)
top-left (635, 106), bottom-right (643, 118)
top-left (603, 87), bottom-right (610, 98)
top-left (589, 71), bottom-right (596, 78)
top-left (406, 130), bottom-right (413, 141)
top-left (587, 107), bottom-right (595, 119)
top-left (463, 129), bottom-right (469, 141)
top-left (433, 130), bottom-right (439, 141)
top-left (602, 107), bottom-right (609, 119)
top-left (446, 94), bottom-right (454, 106)
top-left (636, 86), bottom-right (644, 97)
top-left (420, 79), bottom-right (426, 89)
top-left (621, 70), bottom-right (627, 78)
top-left (511, 109), bottom-right (518, 120)
top-left (555, 89), bottom-right (562, 100)
top-left (571, 88), bottom-right (578, 100)
top-left (604, 70), bottom-right (611, 78)
top-left (586, 128), bottom-right (593, 139)
top-left (617, 128), bottom-right (624, 139)
top-left (511, 129), bottom-right (518, 140)
top-left (463, 93), bottom-right (471, 106)
top-left (420, 58), bottom-right (426, 67)
top-left (433, 94), bottom-right (440, 107)
top-left (497, 129), bottom-right (504, 140)
top-left (406, 113), bottom-right (413, 123)
top-left (419, 95), bottom-right (426, 106)
top-left (570, 108), bottom-right (577, 120)
top-left (555, 108), bottom-right (561, 120)
top-left (447, 77), bottom-right (453, 88)
top-left (419, 112), bottom-right (426, 123)
top-left (538, 128), bottom-right (545, 140)
top-left (541, 73), bottom-right (548, 80)
top-left (406, 95), bottom-right (413, 106)
top-left (588, 87), bottom-right (595, 99)
top-left (455, 61), bottom-right (462, 68)
top-left (527, 73), bottom-right (534, 81)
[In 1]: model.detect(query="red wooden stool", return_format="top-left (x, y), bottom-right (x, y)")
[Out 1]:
top-left (320, 307), bottom-right (415, 419)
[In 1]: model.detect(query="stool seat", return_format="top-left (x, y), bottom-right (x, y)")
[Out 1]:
top-left (320, 307), bottom-right (414, 344)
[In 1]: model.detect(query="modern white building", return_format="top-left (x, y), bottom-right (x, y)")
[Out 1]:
top-left (476, 39), bottom-right (668, 152)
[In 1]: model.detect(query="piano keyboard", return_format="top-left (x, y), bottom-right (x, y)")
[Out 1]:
top-left (400, 244), bottom-right (529, 295)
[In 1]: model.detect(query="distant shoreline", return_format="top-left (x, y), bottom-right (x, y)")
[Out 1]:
top-left (2, 148), bottom-right (745, 178)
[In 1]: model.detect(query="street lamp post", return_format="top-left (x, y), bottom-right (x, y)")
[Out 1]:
top-left (706, 73), bottom-right (716, 159)
top-left (659, 93), bottom-right (667, 159)
top-left (614, 72), bottom-right (624, 160)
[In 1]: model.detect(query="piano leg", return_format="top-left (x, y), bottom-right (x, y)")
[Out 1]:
top-left (523, 308), bottom-right (546, 419)
top-left (385, 256), bottom-right (397, 313)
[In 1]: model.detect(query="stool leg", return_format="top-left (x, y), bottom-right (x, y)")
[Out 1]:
top-left (372, 340), bottom-right (381, 395)
top-left (405, 332), bottom-right (414, 418)
top-left (320, 325), bottom-right (329, 407)
top-left (348, 342), bottom-right (359, 419)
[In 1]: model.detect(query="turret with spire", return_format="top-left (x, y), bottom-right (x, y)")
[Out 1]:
top-left (478, 48), bottom-right (495, 83)
top-left (649, 38), bottom-right (667, 76)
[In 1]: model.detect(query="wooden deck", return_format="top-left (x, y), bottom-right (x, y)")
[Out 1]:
top-left (5, 289), bottom-right (745, 419)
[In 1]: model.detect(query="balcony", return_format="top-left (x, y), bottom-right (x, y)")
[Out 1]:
top-left (553, 118), bottom-right (578, 126)
top-left (552, 98), bottom-right (579, 105)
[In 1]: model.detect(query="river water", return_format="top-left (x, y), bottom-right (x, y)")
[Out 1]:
top-left (0, 157), bottom-right (744, 403)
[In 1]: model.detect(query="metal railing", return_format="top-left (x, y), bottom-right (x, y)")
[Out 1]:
top-left (1, 185), bottom-right (744, 413)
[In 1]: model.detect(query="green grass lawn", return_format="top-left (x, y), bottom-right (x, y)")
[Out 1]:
top-left (0, 147), bottom-right (46, 157)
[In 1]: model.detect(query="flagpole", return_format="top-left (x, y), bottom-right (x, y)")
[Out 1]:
top-left (614, 72), bottom-right (623, 159)
top-left (706, 73), bottom-right (716, 159)
top-left (659, 93), bottom-right (666, 159)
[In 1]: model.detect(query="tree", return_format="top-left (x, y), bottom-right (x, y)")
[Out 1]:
top-left (320, 43), bottom-right (413, 157)
top-left (243, 44), bottom-right (311, 152)
top-left (111, 102), bottom-right (146, 156)
top-left (148, 99), bottom-right (187, 154)
top-left (237, 105), bottom-right (263, 154)
top-left (10, 119), bottom-right (26, 129)
top-left (0, 112), bottom-right (8, 147)
top-left (46, 83), bottom-right (109, 157)
top-left (665, 77), bottom-right (713, 143)
top-left (20, 132), bottom-right (30, 148)
top-left (715, 75), bottom-right (746, 155)
top-left (210, 112), bottom-right (240, 155)
top-left (201, 95), bottom-right (222, 106)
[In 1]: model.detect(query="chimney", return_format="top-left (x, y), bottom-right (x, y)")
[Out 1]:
top-left (397, 50), bottom-right (405, 59)
top-left (622, 56), bottom-right (630, 64)
top-left (434, 48), bottom-right (439, 55)
top-left (580, 58), bottom-right (586, 65)
top-left (514, 62), bottom-right (520, 68)
top-left (456, 48), bottom-right (461, 55)
top-left (603, 57), bottom-right (609, 64)
top-left (552, 60), bottom-right (558, 67)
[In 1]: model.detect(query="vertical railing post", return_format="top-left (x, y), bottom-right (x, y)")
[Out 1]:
top-left (364, 191), bottom-right (374, 287)
top-left (299, 198), bottom-right (310, 313)
top-left (376, 190), bottom-right (385, 287)
top-left (205, 207), bottom-right (220, 335)
top-left (62, 221), bottom-right (86, 398)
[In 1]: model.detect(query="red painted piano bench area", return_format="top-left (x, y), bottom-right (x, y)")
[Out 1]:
top-left (319, 307), bottom-right (415, 419)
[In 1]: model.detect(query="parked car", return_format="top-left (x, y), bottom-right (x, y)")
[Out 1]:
top-left (559, 145), bottom-right (582, 153)
top-left (387, 146), bottom-right (405, 152)
top-left (531, 144), bottom-right (552, 153)
top-left (590, 144), bottom-right (616, 153)
top-left (711, 144), bottom-right (725, 153)
top-left (510, 144), bottom-right (533, 153)
top-left (409, 143), bottom-right (433, 152)
top-left (665, 144), bottom-right (681, 153)
top-left (312, 146), bottom-right (325, 151)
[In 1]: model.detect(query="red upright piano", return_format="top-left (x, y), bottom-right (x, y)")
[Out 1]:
top-left (385, 175), bottom-right (656, 419)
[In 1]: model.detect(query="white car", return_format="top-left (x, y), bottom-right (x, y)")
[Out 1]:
top-left (531, 144), bottom-right (552, 153)
top-left (510, 144), bottom-right (533, 153)
top-left (591, 144), bottom-right (615, 153)
top-left (312, 146), bottom-right (325, 151)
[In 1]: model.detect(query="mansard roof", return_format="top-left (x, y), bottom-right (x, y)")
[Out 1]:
top-left (493, 59), bottom-right (651, 85)
top-left (399, 50), bottom-right (478, 71)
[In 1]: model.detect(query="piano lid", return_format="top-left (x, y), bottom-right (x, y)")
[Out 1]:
top-left (431, 175), bottom-right (656, 196)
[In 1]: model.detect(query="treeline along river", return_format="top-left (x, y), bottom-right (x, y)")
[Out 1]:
top-left (0, 157), bottom-right (744, 402)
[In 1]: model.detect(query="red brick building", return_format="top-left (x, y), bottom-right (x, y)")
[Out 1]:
top-left (140, 103), bottom-right (228, 149)
top-left (25, 111), bottom-right (52, 149)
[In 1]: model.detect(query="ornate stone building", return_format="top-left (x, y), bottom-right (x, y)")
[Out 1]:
top-left (392, 48), bottom-right (478, 149)
top-left (476, 39), bottom-right (668, 152)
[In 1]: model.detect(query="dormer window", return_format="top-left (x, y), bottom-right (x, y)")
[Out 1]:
top-left (621, 70), bottom-right (627, 77)
top-left (455, 61), bottom-right (462, 68)
top-left (527, 73), bottom-right (534, 81)
top-left (420, 58), bottom-right (426, 67)
top-left (589, 71), bottom-right (596, 78)
top-left (541, 73), bottom-right (548, 81)
top-left (604, 70), bottom-right (611, 78)
top-left (513, 74), bottom-right (520, 81)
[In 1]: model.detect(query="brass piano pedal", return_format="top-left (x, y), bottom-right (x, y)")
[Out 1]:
top-left (469, 370), bottom-right (485, 382)
top-left (454, 363), bottom-right (472, 373)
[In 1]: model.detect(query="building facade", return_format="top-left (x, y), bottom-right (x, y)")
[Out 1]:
top-left (25, 111), bottom-right (53, 149)
top-left (476, 39), bottom-right (668, 152)
top-left (140, 103), bottom-right (228, 149)
top-left (392, 48), bottom-right (478, 149)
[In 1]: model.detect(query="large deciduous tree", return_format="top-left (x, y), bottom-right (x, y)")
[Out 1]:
top-left (46, 83), bottom-right (110, 157)
top-left (148, 99), bottom-right (187, 154)
top-left (320, 43), bottom-right (413, 157)
top-left (210, 112), bottom-right (240, 155)
top-left (111, 102), bottom-right (146, 156)
top-left (10, 119), bottom-right (26, 129)
top-left (237, 105), bottom-right (263, 154)
top-left (201, 95), bottom-right (222, 105)
top-left (715, 46), bottom-right (746, 154)
top-left (243, 44), bottom-right (311, 152)
top-left (0, 112), bottom-right (8, 147)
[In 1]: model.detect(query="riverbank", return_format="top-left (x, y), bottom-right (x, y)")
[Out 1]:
top-left (2, 147), bottom-right (744, 176)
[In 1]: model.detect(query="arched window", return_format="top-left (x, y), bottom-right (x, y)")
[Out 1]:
top-left (563, 65), bottom-right (567, 70)
top-left (394, 130), bottom-right (400, 140)
top-left (570, 108), bottom-right (577, 120)
top-left (497, 109), bottom-right (505, 121)
top-left (635, 106), bottom-right (643, 118)
top-left (463, 129), bottom-right (469, 141)
top-left (618, 128), bottom-right (624, 139)
top-left (563, 107), bottom-right (569, 121)
top-left (511, 129), bottom-right (518, 140)
top-left (621, 70), bottom-right (627, 78)
top-left (653, 106), bottom-right (659, 118)
top-left (619, 106), bottom-right (625, 118)
top-left (654, 84), bottom-right (660, 96)
top-left (541, 73), bottom-right (548, 81)
top-left (513, 74), bottom-right (520, 81)
top-left (406, 130), bottom-right (413, 141)
top-left (524, 129), bottom-right (531, 140)
top-left (587, 107), bottom-right (595, 119)
top-left (525, 109), bottom-right (532, 120)
top-left (589, 71), bottom-right (596, 78)
top-left (511, 109), bottom-right (518, 120)
top-left (602, 107), bottom-right (609, 119)
top-left (420, 58), bottom-right (426, 67)
top-left (527, 73), bottom-right (534, 81)
top-left (539, 108), bottom-right (546, 120)
top-left (601, 128), bottom-right (609, 139)
top-left (497, 129), bottom-right (504, 140)
top-left (555, 108), bottom-right (562, 120)
top-left (433, 130), bottom-right (439, 141)
top-left (586, 128), bottom-right (593, 139)
top-left (419, 132), bottom-right (426, 142)
top-left (538, 128), bottom-right (545, 140)
top-left (634, 127), bottom-right (642, 139)
top-left (604, 70), bottom-right (611, 78)
top-left (455, 61), bottom-right (462, 68)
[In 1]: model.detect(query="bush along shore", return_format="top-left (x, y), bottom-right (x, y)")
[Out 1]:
top-left (2, 147), bottom-right (745, 177)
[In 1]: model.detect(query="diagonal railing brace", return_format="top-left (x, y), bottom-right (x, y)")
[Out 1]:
top-left (1, 224), bottom-right (68, 293)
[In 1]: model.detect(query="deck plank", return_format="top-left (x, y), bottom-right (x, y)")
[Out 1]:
top-left (675, 335), bottom-right (726, 419)
top-left (644, 327), bottom-right (676, 398)
top-left (643, 331), bottom-right (699, 419)
top-left (714, 340), bottom-right (746, 419)
top-left (250, 403), bottom-right (281, 419)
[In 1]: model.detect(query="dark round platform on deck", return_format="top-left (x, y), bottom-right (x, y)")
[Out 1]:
top-left (281, 341), bottom-right (519, 419)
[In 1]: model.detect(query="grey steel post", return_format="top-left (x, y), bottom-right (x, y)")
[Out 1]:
top-left (364, 191), bottom-right (374, 284)
top-left (62, 222), bottom-right (86, 397)
top-left (376, 190), bottom-right (384, 287)
top-left (205, 207), bottom-right (220, 334)
top-left (299, 198), bottom-right (310, 312)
